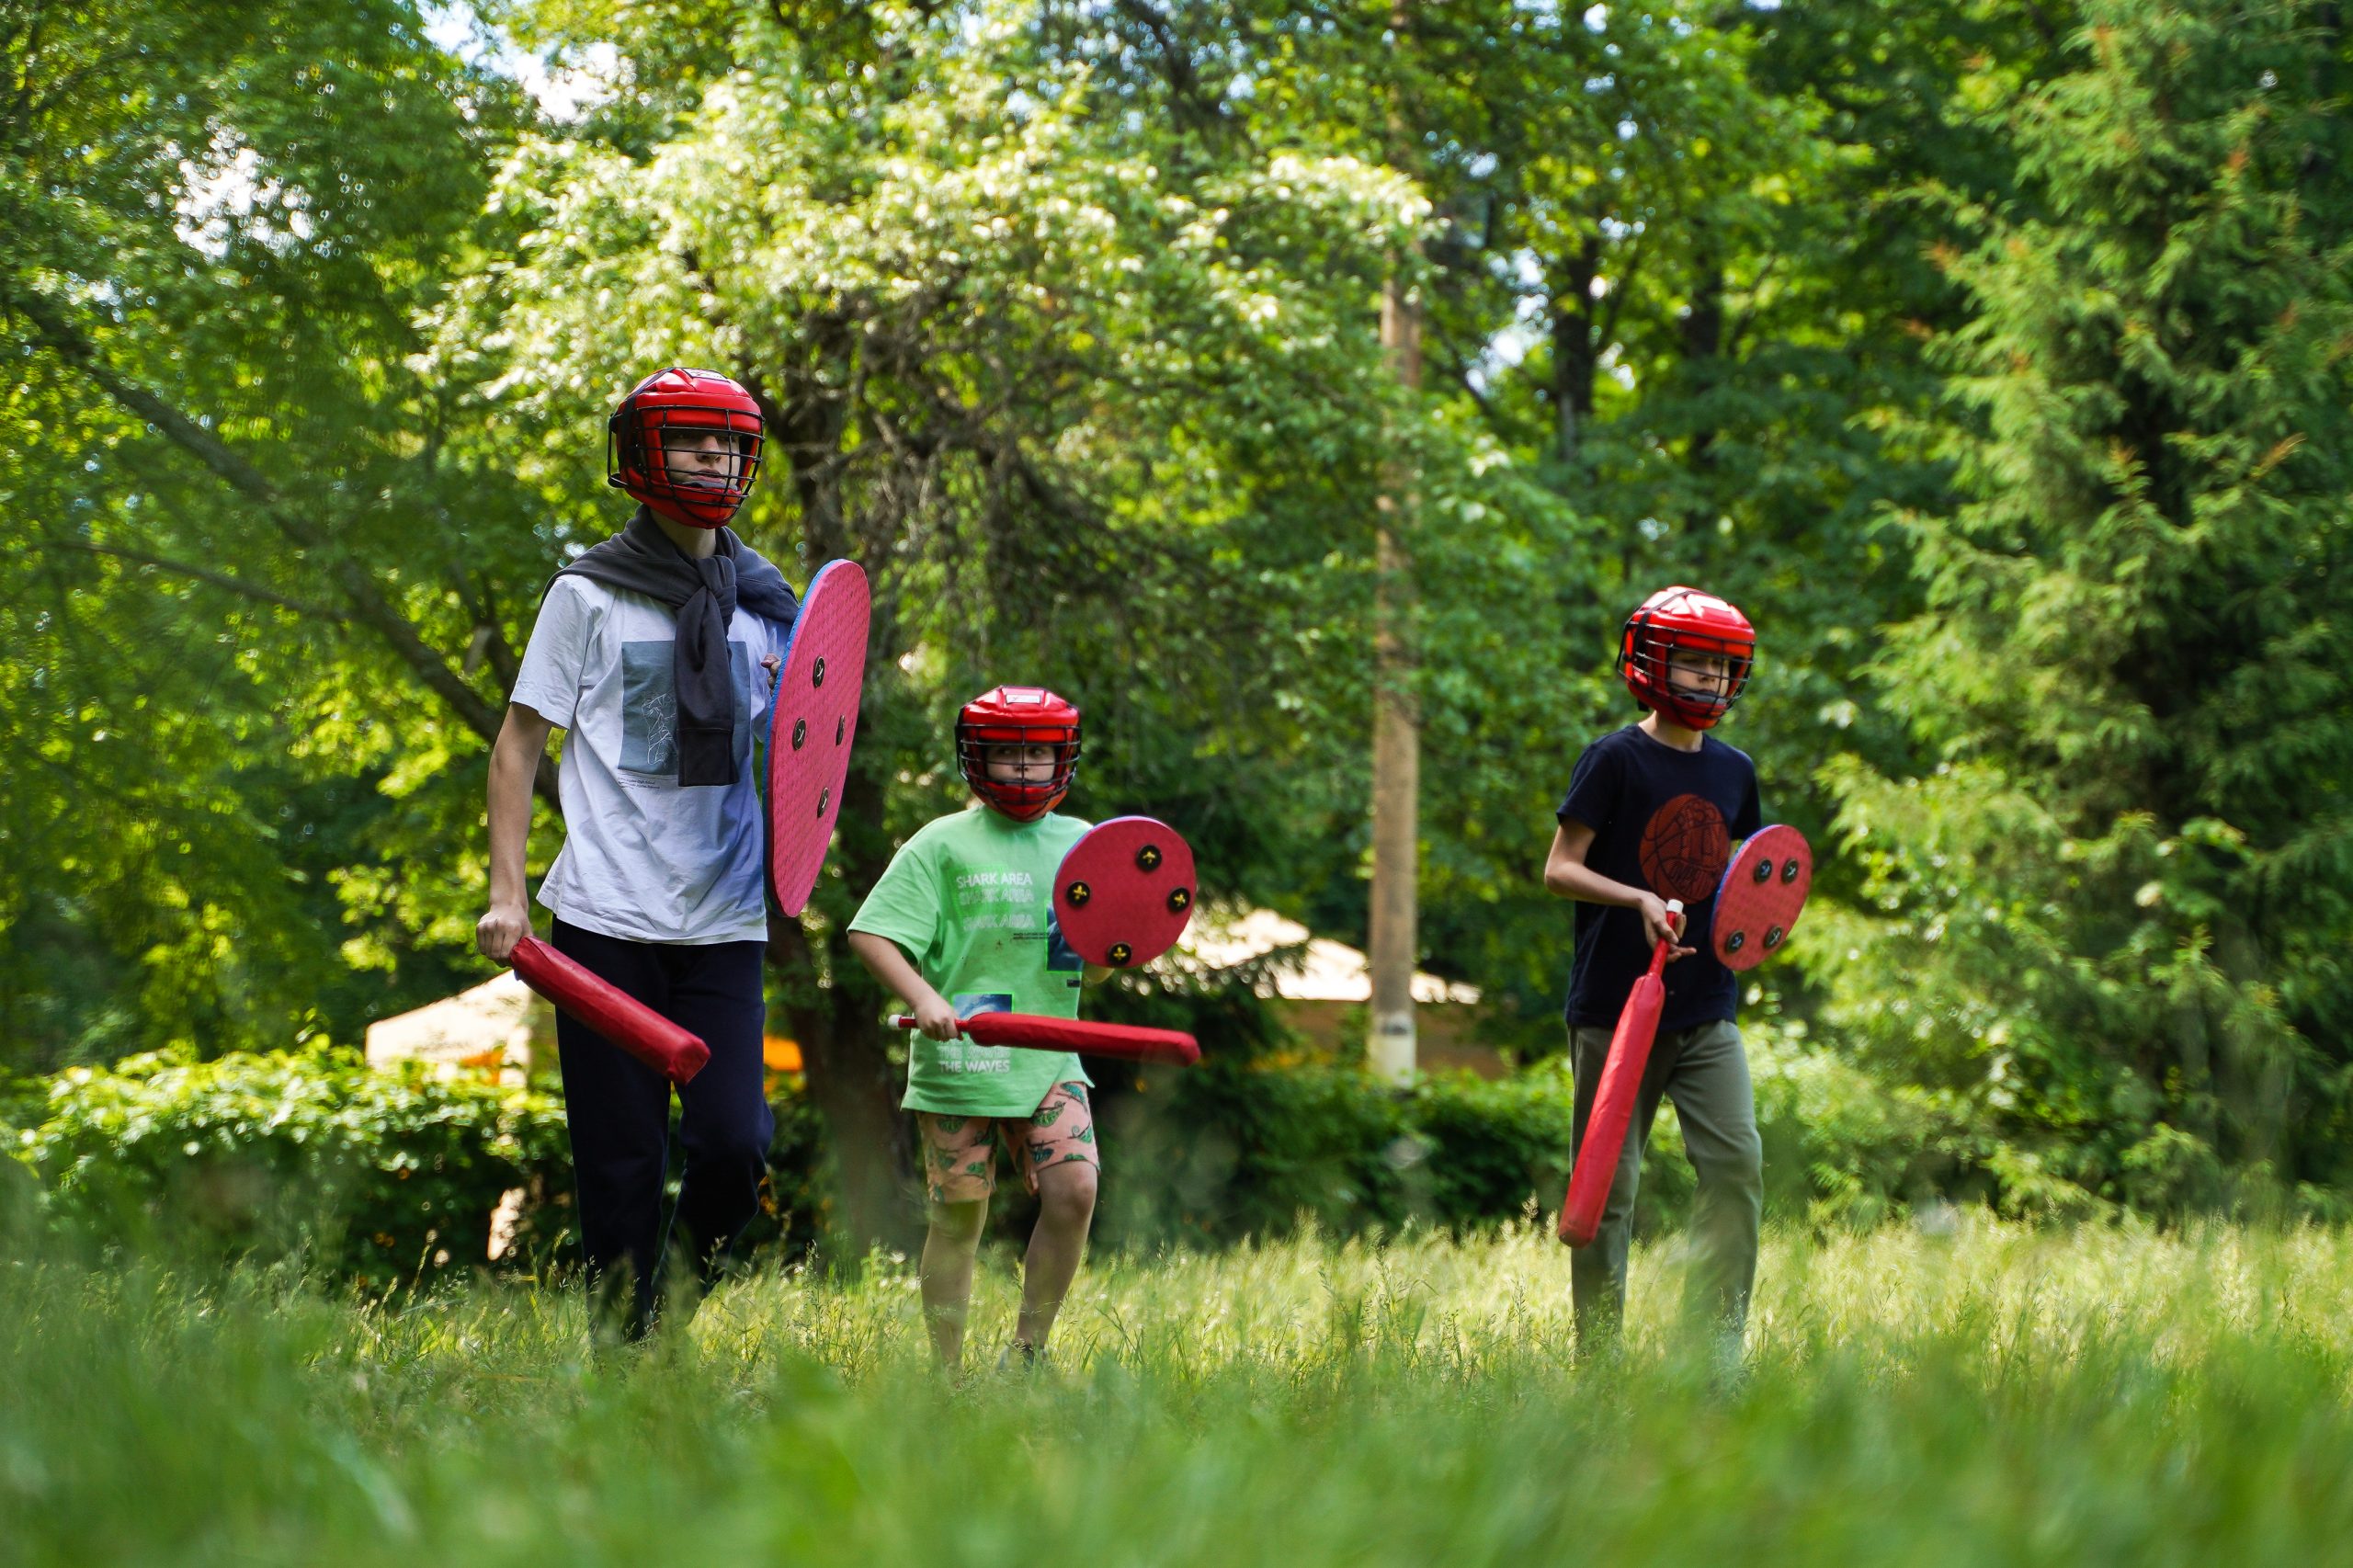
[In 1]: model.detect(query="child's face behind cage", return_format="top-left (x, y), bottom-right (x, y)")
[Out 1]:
top-left (984, 743), bottom-right (1060, 785)
top-left (662, 427), bottom-right (751, 492)
top-left (1665, 650), bottom-right (1733, 705)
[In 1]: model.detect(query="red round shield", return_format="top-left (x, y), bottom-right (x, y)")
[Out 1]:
top-left (1710, 824), bottom-right (1813, 971)
top-left (766, 560), bottom-right (871, 917)
top-left (1051, 816), bottom-right (1197, 968)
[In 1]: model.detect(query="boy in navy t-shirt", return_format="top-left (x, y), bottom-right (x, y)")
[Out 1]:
top-left (1544, 586), bottom-right (1766, 1353)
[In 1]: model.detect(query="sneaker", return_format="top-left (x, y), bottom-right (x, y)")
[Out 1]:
top-left (995, 1340), bottom-right (1047, 1374)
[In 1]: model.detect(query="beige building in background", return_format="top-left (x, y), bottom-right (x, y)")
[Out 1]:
top-left (366, 908), bottom-right (1496, 1082)
top-left (364, 971), bottom-right (551, 1085)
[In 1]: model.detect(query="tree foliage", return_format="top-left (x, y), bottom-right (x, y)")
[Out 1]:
top-left (6, 0), bottom-right (2348, 1230)
top-left (1822, 0), bottom-right (2353, 1211)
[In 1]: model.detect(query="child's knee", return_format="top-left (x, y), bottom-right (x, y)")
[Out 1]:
top-left (1036, 1163), bottom-right (1097, 1227)
top-left (927, 1199), bottom-right (988, 1247)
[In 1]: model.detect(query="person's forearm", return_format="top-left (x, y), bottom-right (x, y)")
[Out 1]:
top-left (847, 931), bottom-right (945, 1012)
top-left (485, 734), bottom-right (539, 910)
top-left (1543, 859), bottom-right (1647, 906)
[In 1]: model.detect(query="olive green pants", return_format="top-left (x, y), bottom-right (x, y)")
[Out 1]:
top-left (1567, 1017), bottom-right (1763, 1347)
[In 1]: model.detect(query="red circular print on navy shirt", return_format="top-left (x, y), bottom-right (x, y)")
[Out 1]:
top-left (1638, 792), bottom-right (1730, 903)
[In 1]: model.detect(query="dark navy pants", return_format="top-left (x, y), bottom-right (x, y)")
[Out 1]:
top-left (551, 919), bottom-right (773, 1338)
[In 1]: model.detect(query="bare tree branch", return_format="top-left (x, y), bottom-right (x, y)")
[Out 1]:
top-left (54, 538), bottom-right (346, 619)
top-left (1114, 0), bottom-right (1222, 131)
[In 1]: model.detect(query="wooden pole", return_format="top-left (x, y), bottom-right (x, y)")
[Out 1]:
top-left (1368, 1), bottom-right (1422, 1085)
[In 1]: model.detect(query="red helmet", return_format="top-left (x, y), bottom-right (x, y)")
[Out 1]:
top-left (1620, 585), bottom-right (1756, 731)
top-left (956, 686), bottom-right (1082, 822)
top-left (606, 368), bottom-right (764, 529)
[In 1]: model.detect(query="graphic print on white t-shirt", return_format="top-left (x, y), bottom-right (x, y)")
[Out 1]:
top-left (618, 641), bottom-right (754, 778)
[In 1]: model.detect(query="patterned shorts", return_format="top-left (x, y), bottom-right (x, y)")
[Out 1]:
top-left (917, 1081), bottom-right (1099, 1204)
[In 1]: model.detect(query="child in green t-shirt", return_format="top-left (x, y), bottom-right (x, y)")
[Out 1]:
top-left (846, 685), bottom-right (1108, 1371)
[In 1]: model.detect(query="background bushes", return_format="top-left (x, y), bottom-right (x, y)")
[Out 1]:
top-left (0, 1025), bottom-right (2018, 1290)
top-left (8, 1047), bottom-right (571, 1291)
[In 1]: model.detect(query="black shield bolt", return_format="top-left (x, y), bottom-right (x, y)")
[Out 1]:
top-left (817, 787), bottom-right (830, 817)
top-left (1108, 942), bottom-right (1133, 966)
top-left (791, 718), bottom-right (807, 751)
top-left (1725, 930), bottom-right (1746, 953)
top-left (1753, 858), bottom-right (1774, 883)
top-left (1137, 844), bottom-right (1163, 872)
top-left (1066, 881), bottom-right (1092, 908)
top-left (1764, 925), bottom-right (1784, 949)
top-left (813, 657), bottom-right (826, 687)
top-left (1168, 887), bottom-right (1192, 914)
top-left (1782, 858), bottom-right (1802, 883)
top-left (835, 715), bottom-right (846, 745)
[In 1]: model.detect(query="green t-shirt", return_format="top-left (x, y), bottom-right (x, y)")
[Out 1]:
top-left (847, 805), bottom-right (1094, 1116)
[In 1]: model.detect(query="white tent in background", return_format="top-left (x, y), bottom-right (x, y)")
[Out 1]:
top-left (1170, 909), bottom-right (1499, 1076)
top-left (1173, 908), bottom-right (1480, 1006)
top-left (364, 972), bottom-right (551, 1086)
top-left (362, 908), bottom-right (1498, 1084)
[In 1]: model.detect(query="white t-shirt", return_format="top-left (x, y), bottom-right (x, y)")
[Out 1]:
top-left (509, 574), bottom-right (788, 945)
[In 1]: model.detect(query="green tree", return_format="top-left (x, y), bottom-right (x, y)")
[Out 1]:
top-left (1822, 0), bottom-right (2353, 1213)
top-left (1066, 1), bottom-right (2000, 1047)
top-left (464, 0), bottom-right (1544, 1243)
top-left (0, 2), bottom-right (544, 1069)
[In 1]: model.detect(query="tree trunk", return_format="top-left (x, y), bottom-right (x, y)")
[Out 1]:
top-left (745, 326), bottom-right (923, 1259)
top-left (1369, 451), bottom-right (1421, 1083)
top-left (1368, 6), bottom-right (1424, 1085)
top-left (1552, 236), bottom-right (1600, 470)
top-left (767, 824), bottom-right (918, 1264)
top-left (1682, 243), bottom-right (1725, 484)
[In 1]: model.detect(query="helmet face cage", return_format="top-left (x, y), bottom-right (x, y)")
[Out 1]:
top-left (1620, 592), bottom-right (1756, 731)
top-left (606, 371), bottom-right (765, 528)
top-left (956, 722), bottom-right (1083, 821)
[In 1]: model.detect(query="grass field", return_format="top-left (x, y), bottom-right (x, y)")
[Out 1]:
top-left (6, 1218), bottom-right (2353, 1566)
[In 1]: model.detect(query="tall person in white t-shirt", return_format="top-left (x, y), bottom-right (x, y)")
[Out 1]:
top-left (476, 368), bottom-right (801, 1341)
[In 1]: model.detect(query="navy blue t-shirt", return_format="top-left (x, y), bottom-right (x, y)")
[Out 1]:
top-left (1557, 724), bottom-right (1763, 1034)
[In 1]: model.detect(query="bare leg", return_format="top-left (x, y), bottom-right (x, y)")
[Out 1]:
top-left (919, 1199), bottom-right (988, 1371)
top-left (1014, 1162), bottom-right (1097, 1354)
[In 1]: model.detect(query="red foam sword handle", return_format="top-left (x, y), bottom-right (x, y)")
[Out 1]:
top-left (1559, 904), bottom-right (1681, 1248)
top-left (510, 936), bottom-right (711, 1087)
top-left (889, 1012), bottom-right (1201, 1066)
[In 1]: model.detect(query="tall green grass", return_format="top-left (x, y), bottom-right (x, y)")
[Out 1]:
top-left (6, 1220), bottom-right (2351, 1565)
